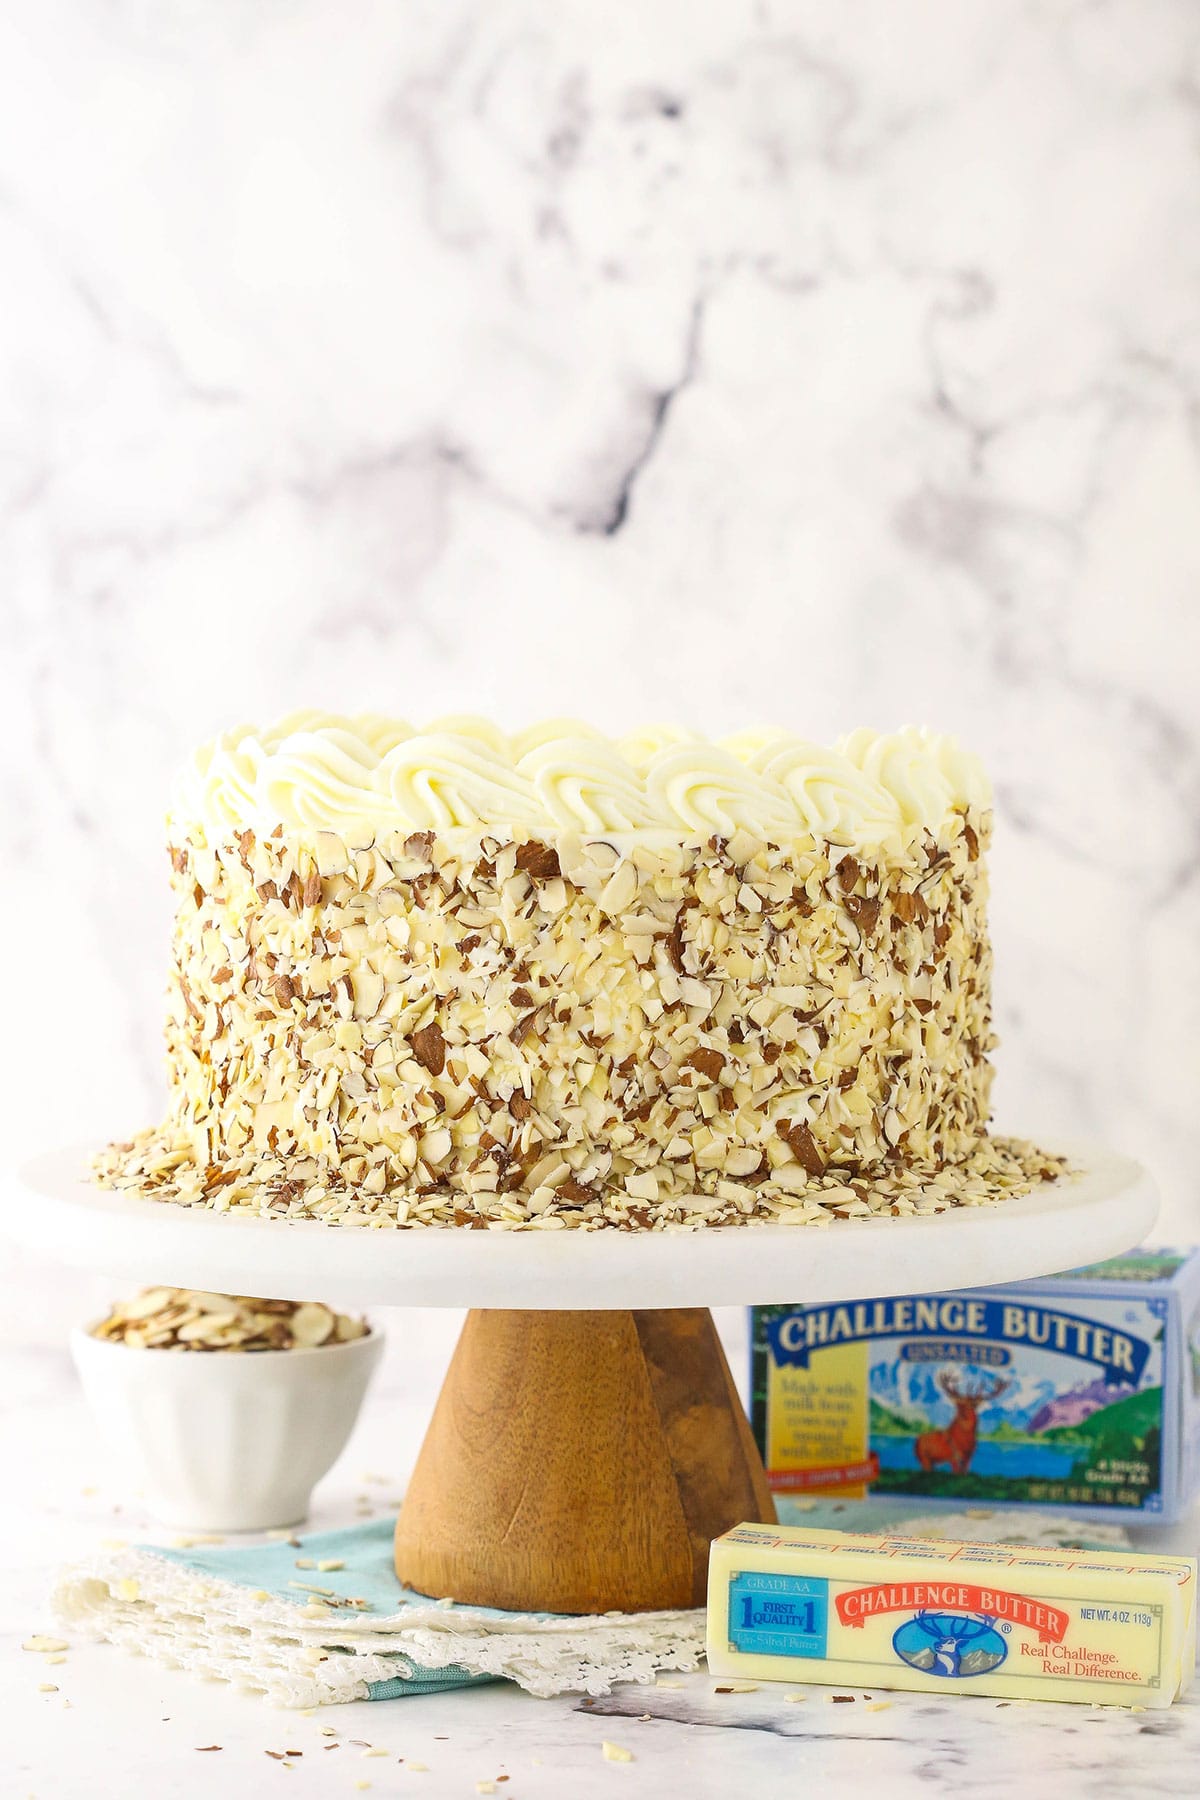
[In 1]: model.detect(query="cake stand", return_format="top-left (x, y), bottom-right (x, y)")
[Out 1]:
top-left (5, 1144), bottom-right (1157, 1616)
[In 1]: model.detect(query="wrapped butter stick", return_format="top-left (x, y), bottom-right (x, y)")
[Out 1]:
top-left (707, 1524), bottom-right (1196, 1708)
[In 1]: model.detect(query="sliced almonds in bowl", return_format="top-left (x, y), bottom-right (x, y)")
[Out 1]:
top-left (73, 1289), bottom-right (384, 1528)
top-left (89, 1288), bottom-right (370, 1353)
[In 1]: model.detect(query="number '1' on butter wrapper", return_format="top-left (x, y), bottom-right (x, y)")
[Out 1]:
top-left (707, 1524), bottom-right (1196, 1707)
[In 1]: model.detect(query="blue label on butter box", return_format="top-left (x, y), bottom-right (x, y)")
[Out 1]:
top-left (727, 1571), bottom-right (829, 1658)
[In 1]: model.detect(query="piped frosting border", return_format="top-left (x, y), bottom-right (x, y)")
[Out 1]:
top-left (170, 714), bottom-right (991, 849)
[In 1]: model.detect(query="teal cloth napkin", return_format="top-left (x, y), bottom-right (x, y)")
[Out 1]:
top-left (153, 1518), bottom-right (519, 1698)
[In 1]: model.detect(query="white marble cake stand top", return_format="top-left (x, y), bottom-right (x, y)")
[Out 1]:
top-left (4, 1142), bottom-right (1156, 1308)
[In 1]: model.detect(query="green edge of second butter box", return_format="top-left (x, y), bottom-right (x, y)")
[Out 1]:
top-left (749, 1247), bottom-right (1200, 1522)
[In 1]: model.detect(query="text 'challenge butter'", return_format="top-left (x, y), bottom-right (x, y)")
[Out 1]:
top-left (707, 1524), bottom-right (1196, 1707)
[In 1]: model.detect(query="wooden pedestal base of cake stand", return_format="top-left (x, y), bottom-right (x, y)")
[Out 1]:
top-left (9, 1143), bottom-right (1159, 1617)
top-left (392, 1307), bottom-right (776, 1615)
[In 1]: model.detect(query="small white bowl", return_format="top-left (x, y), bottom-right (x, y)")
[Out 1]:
top-left (70, 1322), bottom-right (384, 1532)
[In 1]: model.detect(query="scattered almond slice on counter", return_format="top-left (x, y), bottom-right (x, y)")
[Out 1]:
top-left (22, 1636), bottom-right (69, 1654)
top-left (601, 1742), bottom-right (634, 1762)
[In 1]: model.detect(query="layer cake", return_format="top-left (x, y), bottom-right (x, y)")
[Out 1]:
top-left (95, 715), bottom-right (1063, 1229)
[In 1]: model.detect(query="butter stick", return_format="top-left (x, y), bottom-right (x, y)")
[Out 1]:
top-left (707, 1524), bottom-right (1196, 1708)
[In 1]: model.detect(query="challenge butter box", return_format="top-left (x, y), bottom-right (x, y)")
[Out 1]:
top-left (750, 1248), bottom-right (1200, 1522)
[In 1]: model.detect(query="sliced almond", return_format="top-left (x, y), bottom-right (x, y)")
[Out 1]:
top-left (289, 1303), bottom-right (335, 1348)
top-left (176, 1314), bottom-right (239, 1343)
top-left (113, 1287), bottom-right (178, 1321)
top-left (188, 1291), bottom-right (242, 1315)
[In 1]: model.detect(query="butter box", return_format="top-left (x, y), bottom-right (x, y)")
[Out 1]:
top-left (749, 1247), bottom-right (1200, 1521)
top-left (707, 1524), bottom-right (1197, 1707)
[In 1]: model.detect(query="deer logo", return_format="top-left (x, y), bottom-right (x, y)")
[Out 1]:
top-left (892, 1610), bottom-right (1008, 1678)
top-left (915, 1370), bottom-right (1011, 1476)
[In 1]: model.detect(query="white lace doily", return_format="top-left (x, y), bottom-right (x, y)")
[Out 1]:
top-left (53, 1547), bottom-right (706, 1708)
top-left (53, 1510), bottom-right (1123, 1709)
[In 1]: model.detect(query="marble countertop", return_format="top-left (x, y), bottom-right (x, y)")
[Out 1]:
top-left (5, 1333), bottom-right (1198, 1800)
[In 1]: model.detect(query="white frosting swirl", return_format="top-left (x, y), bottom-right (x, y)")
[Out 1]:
top-left (511, 719), bottom-right (605, 760)
top-left (379, 734), bottom-right (538, 829)
top-left (518, 737), bottom-right (660, 831)
top-left (643, 745), bottom-right (797, 836)
top-left (170, 714), bottom-right (990, 848)
top-left (179, 730), bottom-right (267, 832)
top-left (750, 739), bottom-right (904, 849)
top-left (423, 714), bottom-right (512, 758)
top-left (718, 727), bottom-right (792, 762)
top-left (838, 725), bottom-right (989, 833)
top-left (260, 727), bottom-right (399, 830)
top-left (619, 725), bottom-right (705, 772)
top-left (915, 727), bottom-right (991, 816)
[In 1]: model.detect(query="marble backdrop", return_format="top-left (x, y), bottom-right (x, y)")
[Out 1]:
top-left (3, 0), bottom-right (1199, 1340)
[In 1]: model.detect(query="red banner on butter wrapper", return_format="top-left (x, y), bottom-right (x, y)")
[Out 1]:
top-left (834, 1581), bottom-right (1069, 1644)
